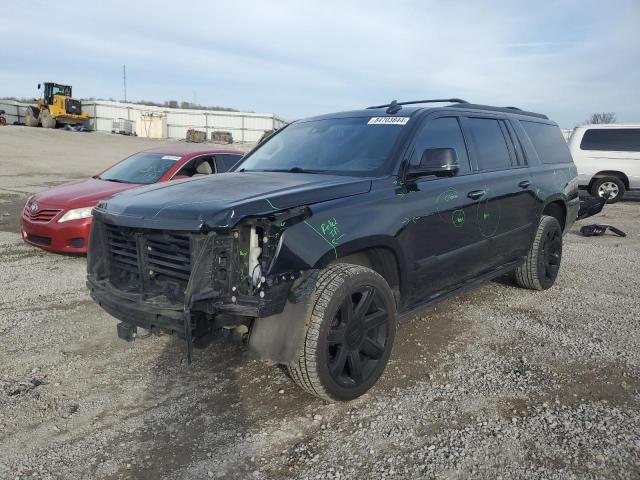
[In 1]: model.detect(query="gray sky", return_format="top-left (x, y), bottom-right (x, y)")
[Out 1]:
top-left (2, 0), bottom-right (639, 128)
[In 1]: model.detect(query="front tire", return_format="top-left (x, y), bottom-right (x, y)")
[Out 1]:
top-left (591, 177), bottom-right (625, 203)
top-left (25, 106), bottom-right (40, 127)
top-left (515, 215), bottom-right (563, 290)
top-left (287, 264), bottom-right (397, 402)
top-left (40, 109), bottom-right (56, 129)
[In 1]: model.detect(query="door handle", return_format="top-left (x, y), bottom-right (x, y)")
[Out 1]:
top-left (518, 180), bottom-right (532, 188)
top-left (467, 190), bottom-right (486, 200)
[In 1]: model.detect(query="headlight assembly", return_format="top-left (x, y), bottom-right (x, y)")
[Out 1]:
top-left (58, 206), bottom-right (94, 223)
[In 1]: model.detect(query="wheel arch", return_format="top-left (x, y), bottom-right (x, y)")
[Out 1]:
top-left (332, 245), bottom-right (403, 307)
top-left (589, 171), bottom-right (630, 190)
top-left (316, 235), bottom-right (407, 306)
top-left (541, 198), bottom-right (567, 232)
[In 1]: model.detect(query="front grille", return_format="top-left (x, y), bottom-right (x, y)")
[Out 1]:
top-left (105, 224), bottom-right (140, 287)
top-left (24, 207), bottom-right (62, 223)
top-left (103, 223), bottom-right (193, 296)
top-left (146, 232), bottom-right (192, 285)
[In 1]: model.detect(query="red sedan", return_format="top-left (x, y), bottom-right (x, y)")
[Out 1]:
top-left (21, 147), bottom-right (244, 254)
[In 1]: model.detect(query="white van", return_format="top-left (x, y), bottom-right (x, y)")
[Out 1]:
top-left (568, 124), bottom-right (640, 202)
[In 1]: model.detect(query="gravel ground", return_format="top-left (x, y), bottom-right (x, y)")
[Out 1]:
top-left (0, 126), bottom-right (639, 479)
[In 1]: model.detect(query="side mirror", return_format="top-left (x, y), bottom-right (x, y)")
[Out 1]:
top-left (407, 148), bottom-right (459, 178)
top-left (37, 84), bottom-right (41, 90)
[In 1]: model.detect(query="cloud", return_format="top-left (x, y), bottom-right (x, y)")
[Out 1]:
top-left (1, 0), bottom-right (638, 127)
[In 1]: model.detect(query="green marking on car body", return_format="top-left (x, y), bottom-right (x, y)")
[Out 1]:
top-left (443, 191), bottom-right (459, 202)
top-left (452, 209), bottom-right (465, 227)
top-left (401, 216), bottom-right (421, 225)
top-left (265, 198), bottom-right (279, 210)
top-left (320, 218), bottom-right (340, 237)
top-left (304, 220), bottom-right (341, 258)
top-left (239, 249), bottom-right (248, 257)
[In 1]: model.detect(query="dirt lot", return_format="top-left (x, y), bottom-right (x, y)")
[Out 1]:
top-left (1, 126), bottom-right (639, 479)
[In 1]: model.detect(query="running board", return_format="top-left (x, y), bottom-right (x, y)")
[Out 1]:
top-left (398, 260), bottom-right (522, 322)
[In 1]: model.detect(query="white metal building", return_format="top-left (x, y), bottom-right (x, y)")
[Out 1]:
top-left (0, 99), bottom-right (286, 143)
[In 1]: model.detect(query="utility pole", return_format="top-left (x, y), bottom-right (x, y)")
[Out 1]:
top-left (123, 64), bottom-right (127, 103)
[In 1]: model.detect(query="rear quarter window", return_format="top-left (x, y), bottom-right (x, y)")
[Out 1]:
top-left (520, 121), bottom-right (573, 164)
top-left (580, 128), bottom-right (640, 152)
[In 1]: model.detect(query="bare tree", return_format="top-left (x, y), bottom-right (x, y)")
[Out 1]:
top-left (586, 112), bottom-right (617, 124)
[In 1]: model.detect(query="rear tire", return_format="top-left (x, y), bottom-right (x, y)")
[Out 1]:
top-left (591, 177), bottom-right (625, 203)
top-left (40, 109), bottom-right (56, 129)
top-left (25, 106), bottom-right (40, 127)
top-left (515, 215), bottom-right (563, 290)
top-left (286, 263), bottom-right (397, 402)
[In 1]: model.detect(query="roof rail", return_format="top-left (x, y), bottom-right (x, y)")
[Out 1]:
top-left (446, 103), bottom-right (548, 119)
top-left (367, 98), bottom-right (469, 111)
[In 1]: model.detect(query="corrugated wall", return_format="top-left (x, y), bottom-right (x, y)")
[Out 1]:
top-left (0, 99), bottom-right (286, 142)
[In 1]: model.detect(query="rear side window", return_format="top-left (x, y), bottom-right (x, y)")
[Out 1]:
top-left (521, 121), bottom-right (573, 164)
top-left (465, 118), bottom-right (513, 171)
top-left (411, 117), bottom-right (470, 173)
top-left (580, 128), bottom-right (640, 152)
top-left (216, 154), bottom-right (242, 172)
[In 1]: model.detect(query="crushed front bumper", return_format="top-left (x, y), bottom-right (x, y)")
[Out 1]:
top-left (88, 276), bottom-right (187, 338)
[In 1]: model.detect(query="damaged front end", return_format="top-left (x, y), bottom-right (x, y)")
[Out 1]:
top-left (87, 205), bottom-right (311, 362)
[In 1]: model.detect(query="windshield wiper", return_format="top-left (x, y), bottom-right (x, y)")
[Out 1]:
top-left (261, 167), bottom-right (326, 174)
top-left (101, 178), bottom-right (134, 184)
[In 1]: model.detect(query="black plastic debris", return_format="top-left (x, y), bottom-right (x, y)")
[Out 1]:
top-left (580, 224), bottom-right (626, 237)
top-left (577, 195), bottom-right (608, 220)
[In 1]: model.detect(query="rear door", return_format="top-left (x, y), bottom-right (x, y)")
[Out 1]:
top-left (460, 115), bottom-right (537, 270)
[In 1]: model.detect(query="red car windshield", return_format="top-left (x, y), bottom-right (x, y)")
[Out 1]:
top-left (97, 153), bottom-right (182, 184)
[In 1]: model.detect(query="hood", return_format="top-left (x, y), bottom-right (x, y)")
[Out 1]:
top-left (93, 172), bottom-right (372, 230)
top-left (33, 178), bottom-right (140, 208)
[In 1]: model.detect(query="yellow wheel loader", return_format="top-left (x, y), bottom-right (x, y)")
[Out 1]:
top-left (24, 83), bottom-right (89, 129)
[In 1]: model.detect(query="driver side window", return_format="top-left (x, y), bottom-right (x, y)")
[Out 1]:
top-left (411, 117), bottom-right (470, 174)
top-left (176, 156), bottom-right (215, 177)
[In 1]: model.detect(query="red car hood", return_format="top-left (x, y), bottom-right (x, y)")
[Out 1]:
top-left (32, 178), bottom-right (141, 208)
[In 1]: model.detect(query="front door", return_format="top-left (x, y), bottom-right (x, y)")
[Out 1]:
top-left (398, 115), bottom-right (491, 306)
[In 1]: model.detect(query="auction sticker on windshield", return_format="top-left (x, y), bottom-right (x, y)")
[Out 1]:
top-left (367, 117), bottom-right (410, 125)
top-left (161, 155), bottom-right (182, 161)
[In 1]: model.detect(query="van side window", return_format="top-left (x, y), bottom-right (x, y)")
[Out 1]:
top-left (580, 128), bottom-right (640, 152)
top-left (520, 121), bottom-right (573, 164)
top-left (412, 117), bottom-right (470, 174)
top-left (465, 118), bottom-right (513, 171)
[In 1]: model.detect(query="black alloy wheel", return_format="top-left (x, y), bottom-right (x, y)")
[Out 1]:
top-left (286, 263), bottom-right (397, 401)
top-left (326, 285), bottom-right (390, 388)
top-left (540, 226), bottom-right (562, 285)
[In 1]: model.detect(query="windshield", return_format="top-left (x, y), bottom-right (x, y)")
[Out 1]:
top-left (98, 153), bottom-right (182, 184)
top-left (237, 116), bottom-right (408, 175)
top-left (52, 85), bottom-right (71, 96)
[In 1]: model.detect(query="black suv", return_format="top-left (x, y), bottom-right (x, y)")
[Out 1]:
top-left (87, 99), bottom-right (579, 401)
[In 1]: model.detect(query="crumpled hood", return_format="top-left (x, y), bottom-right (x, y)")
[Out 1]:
top-left (33, 178), bottom-right (139, 208)
top-left (93, 171), bottom-right (372, 230)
